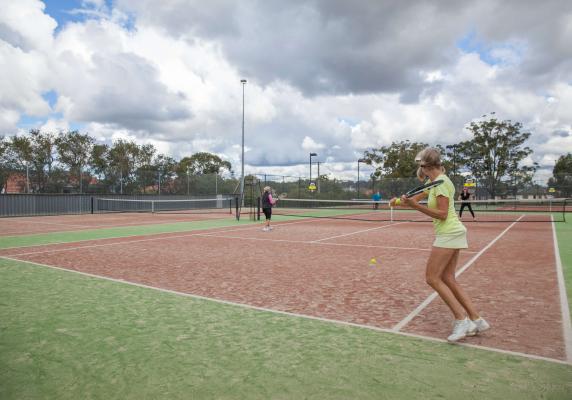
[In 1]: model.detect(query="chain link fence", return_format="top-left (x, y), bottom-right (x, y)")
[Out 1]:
top-left (2, 165), bottom-right (570, 201)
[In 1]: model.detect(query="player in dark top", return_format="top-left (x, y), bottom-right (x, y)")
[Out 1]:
top-left (261, 186), bottom-right (277, 231)
top-left (458, 187), bottom-right (476, 220)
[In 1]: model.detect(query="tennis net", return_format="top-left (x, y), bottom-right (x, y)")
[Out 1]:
top-left (96, 197), bottom-right (236, 215)
top-left (270, 198), bottom-right (569, 223)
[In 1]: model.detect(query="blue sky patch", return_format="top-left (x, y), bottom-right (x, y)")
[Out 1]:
top-left (42, 90), bottom-right (58, 109)
top-left (18, 115), bottom-right (46, 130)
top-left (44, 0), bottom-right (114, 32)
top-left (457, 30), bottom-right (525, 66)
top-left (44, 0), bottom-right (137, 33)
top-left (18, 115), bottom-right (84, 133)
top-left (337, 117), bottom-right (360, 127)
top-left (457, 30), bottom-right (498, 65)
top-left (44, 0), bottom-right (87, 31)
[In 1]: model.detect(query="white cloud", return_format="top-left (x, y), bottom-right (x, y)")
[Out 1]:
top-left (0, 0), bottom-right (57, 135)
top-left (40, 118), bottom-right (69, 133)
top-left (0, 0), bottom-right (56, 50)
top-left (0, 108), bottom-right (20, 133)
top-left (301, 136), bottom-right (326, 152)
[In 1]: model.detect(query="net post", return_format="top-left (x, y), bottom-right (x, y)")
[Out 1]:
top-left (90, 196), bottom-right (94, 214)
top-left (257, 197), bottom-right (261, 220)
top-left (235, 196), bottom-right (240, 220)
top-left (151, 200), bottom-right (155, 214)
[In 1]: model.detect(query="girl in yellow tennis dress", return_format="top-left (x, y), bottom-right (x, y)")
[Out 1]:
top-left (391, 147), bottom-right (490, 342)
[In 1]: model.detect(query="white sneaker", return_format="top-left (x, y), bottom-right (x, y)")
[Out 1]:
top-left (447, 318), bottom-right (477, 342)
top-left (472, 318), bottom-right (490, 334)
top-left (262, 227), bottom-right (269, 232)
top-left (268, 226), bottom-right (274, 230)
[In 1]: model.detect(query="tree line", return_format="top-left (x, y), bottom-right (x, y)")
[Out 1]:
top-left (360, 115), bottom-right (571, 198)
top-left (0, 130), bottom-right (233, 194)
top-left (1, 115), bottom-right (570, 198)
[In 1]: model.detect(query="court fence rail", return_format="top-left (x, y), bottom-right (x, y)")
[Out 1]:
top-left (0, 193), bottom-right (235, 217)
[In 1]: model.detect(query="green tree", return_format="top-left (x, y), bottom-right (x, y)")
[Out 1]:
top-left (444, 143), bottom-right (463, 177)
top-left (459, 116), bottom-right (535, 199)
top-left (154, 154), bottom-right (177, 194)
top-left (134, 144), bottom-right (157, 194)
top-left (548, 153), bottom-right (572, 197)
top-left (89, 143), bottom-right (111, 192)
top-left (0, 136), bottom-right (14, 192)
top-left (55, 131), bottom-right (95, 192)
top-left (179, 152), bottom-right (232, 175)
top-left (89, 141), bottom-right (158, 194)
top-left (108, 140), bottom-right (141, 194)
top-left (363, 140), bottom-right (428, 178)
top-left (361, 141), bottom-right (428, 199)
top-left (9, 130), bottom-right (61, 192)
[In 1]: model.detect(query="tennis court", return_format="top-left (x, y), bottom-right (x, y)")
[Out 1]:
top-left (0, 197), bottom-right (236, 237)
top-left (1, 200), bottom-right (571, 398)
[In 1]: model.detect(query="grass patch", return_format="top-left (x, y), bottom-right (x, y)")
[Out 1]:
top-left (555, 219), bottom-right (572, 317)
top-left (0, 217), bottom-right (256, 249)
top-left (1, 258), bottom-right (571, 400)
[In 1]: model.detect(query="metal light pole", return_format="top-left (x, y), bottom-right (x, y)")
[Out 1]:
top-left (316, 161), bottom-right (321, 193)
top-left (240, 79), bottom-right (247, 205)
top-left (187, 165), bottom-right (190, 196)
top-left (309, 152), bottom-right (317, 184)
top-left (453, 145), bottom-right (457, 177)
top-left (26, 162), bottom-right (30, 193)
top-left (357, 158), bottom-right (367, 198)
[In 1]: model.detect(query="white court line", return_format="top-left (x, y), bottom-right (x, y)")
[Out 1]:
top-left (0, 255), bottom-right (568, 366)
top-left (310, 221), bottom-right (409, 242)
top-left (8, 220), bottom-right (94, 228)
top-left (392, 216), bottom-right (524, 332)
top-left (193, 233), bottom-right (446, 253)
top-left (309, 214), bottom-right (433, 243)
top-left (551, 217), bottom-right (572, 363)
top-left (1, 218), bottom-right (318, 257)
top-left (0, 215), bottom-right (236, 239)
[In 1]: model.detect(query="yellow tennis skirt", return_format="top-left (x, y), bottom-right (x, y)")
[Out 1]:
top-left (433, 230), bottom-right (468, 249)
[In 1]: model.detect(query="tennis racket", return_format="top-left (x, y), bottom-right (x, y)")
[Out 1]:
top-left (271, 191), bottom-right (287, 199)
top-left (404, 179), bottom-right (443, 198)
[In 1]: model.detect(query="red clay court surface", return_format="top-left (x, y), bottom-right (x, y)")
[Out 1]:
top-left (0, 211), bottom-right (235, 237)
top-left (1, 215), bottom-right (569, 363)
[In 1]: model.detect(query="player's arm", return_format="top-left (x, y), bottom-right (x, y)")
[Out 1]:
top-left (390, 190), bottom-right (427, 207)
top-left (402, 194), bottom-right (448, 220)
top-left (410, 190), bottom-right (428, 203)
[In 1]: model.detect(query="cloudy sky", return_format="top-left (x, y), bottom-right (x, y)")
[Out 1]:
top-left (1, 0), bottom-right (571, 182)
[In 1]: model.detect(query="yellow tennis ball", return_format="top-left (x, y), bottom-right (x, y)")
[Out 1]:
top-left (395, 198), bottom-right (401, 206)
top-left (369, 258), bottom-right (377, 265)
